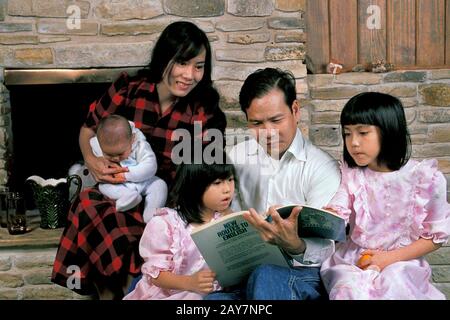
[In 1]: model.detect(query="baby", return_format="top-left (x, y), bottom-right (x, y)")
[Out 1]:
top-left (90, 115), bottom-right (167, 222)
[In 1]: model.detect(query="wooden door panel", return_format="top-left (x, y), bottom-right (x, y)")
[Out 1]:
top-left (329, 0), bottom-right (358, 71)
top-left (446, 0), bottom-right (450, 64)
top-left (387, 0), bottom-right (416, 67)
top-left (306, 0), bottom-right (330, 73)
top-left (358, 0), bottom-right (387, 66)
top-left (417, 0), bottom-right (445, 66)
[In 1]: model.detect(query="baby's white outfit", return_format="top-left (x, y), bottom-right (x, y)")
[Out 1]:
top-left (90, 122), bottom-right (167, 222)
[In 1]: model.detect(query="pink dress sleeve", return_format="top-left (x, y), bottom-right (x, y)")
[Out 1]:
top-left (416, 160), bottom-right (450, 244)
top-left (139, 209), bottom-right (178, 278)
top-left (327, 161), bottom-right (353, 223)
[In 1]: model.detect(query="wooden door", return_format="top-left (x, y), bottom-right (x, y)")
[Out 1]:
top-left (307, 0), bottom-right (449, 73)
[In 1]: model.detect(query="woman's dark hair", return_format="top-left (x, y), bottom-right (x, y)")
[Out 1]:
top-left (341, 92), bottom-right (411, 170)
top-left (140, 21), bottom-right (218, 112)
top-left (239, 68), bottom-right (297, 115)
top-left (168, 160), bottom-right (236, 225)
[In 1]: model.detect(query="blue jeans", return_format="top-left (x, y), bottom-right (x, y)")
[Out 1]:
top-left (205, 264), bottom-right (327, 300)
top-left (127, 274), bottom-right (142, 294)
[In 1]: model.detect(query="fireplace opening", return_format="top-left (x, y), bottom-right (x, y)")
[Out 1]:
top-left (6, 82), bottom-right (110, 196)
top-left (3, 68), bottom-right (140, 208)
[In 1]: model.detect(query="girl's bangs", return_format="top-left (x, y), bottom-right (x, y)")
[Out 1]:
top-left (212, 164), bottom-right (236, 180)
top-left (341, 104), bottom-right (378, 126)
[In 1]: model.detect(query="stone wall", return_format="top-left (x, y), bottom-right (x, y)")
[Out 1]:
top-left (0, 248), bottom-right (90, 299)
top-left (0, 77), bottom-right (10, 187)
top-left (305, 70), bottom-right (450, 202)
top-left (428, 243), bottom-right (450, 298)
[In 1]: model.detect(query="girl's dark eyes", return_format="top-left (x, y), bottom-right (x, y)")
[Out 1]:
top-left (212, 177), bottom-right (234, 185)
top-left (344, 131), bottom-right (369, 136)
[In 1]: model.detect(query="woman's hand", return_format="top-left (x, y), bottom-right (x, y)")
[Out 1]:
top-left (85, 155), bottom-right (128, 184)
top-left (79, 125), bottom-right (128, 184)
top-left (243, 206), bottom-right (306, 255)
top-left (187, 270), bottom-right (216, 294)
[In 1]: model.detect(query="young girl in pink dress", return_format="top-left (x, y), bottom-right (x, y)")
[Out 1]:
top-left (320, 92), bottom-right (450, 300)
top-left (124, 160), bottom-right (235, 300)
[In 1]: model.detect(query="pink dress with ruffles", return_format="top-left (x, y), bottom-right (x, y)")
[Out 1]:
top-left (124, 208), bottom-right (220, 300)
top-left (320, 159), bottom-right (450, 300)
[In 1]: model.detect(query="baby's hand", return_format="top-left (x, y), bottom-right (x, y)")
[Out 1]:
top-left (188, 270), bottom-right (216, 294)
top-left (105, 163), bottom-right (127, 183)
top-left (112, 172), bottom-right (126, 182)
top-left (86, 156), bottom-right (127, 183)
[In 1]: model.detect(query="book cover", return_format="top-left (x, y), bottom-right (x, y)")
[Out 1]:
top-left (191, 211), bottom-right (290, 288)
top-left (273, 204), bottom-right (346, 242)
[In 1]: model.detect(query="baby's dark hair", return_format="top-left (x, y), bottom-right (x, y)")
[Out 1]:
top-left (97, 115), bottom-right (132, 146)
top-left (341, 92), bottom-right (411, 170)
top-left (168, 158), bottom-right (236, 225)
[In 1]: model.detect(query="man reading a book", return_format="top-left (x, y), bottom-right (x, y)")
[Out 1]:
top-left (206, 68), bottom-right (341, 300)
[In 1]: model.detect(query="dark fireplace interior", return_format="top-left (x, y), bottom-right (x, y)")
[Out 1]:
top-left (3, 68), bottom-right (139, 209)
top-left (6, 82), bottom-right (111, 200)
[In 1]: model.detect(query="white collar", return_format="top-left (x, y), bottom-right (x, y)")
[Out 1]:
top-left (285, 128), bottom-right (306, 162)
top-left (248, 128), bottom-right (307, 162)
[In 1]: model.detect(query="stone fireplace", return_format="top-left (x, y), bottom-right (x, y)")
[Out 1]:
top-left (3, 68), bottom-right (140, 196)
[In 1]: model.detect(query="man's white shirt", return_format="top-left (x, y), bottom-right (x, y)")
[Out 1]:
top-left (228, 128), bottom-right (341, 266)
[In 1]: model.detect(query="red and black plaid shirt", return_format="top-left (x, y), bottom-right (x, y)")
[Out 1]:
top-left (84, 72), bottom-right (226, 185)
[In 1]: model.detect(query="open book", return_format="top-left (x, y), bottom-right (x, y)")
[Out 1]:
top-left (270, 204), bottom-right (346, 242)
top-left (191, 205), bottom-right (346, 287)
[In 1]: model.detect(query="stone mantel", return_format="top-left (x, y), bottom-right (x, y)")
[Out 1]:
top-left (3, 67), bottom-right (141, 85)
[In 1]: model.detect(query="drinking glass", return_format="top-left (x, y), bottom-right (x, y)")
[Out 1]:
top-left (7, 192), bottom-right (27, 235)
